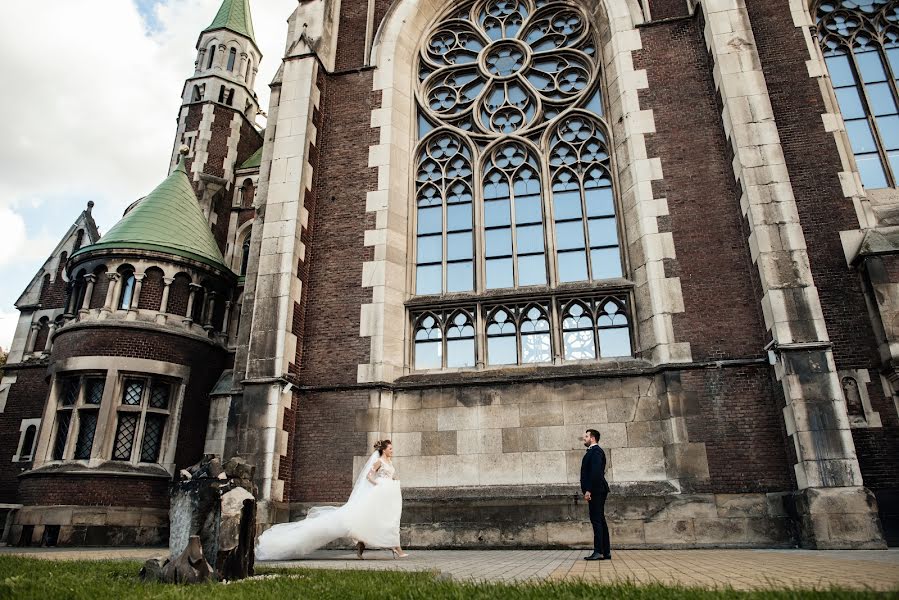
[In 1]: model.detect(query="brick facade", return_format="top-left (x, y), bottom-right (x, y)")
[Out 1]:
top-left (3, 0), bottom-right (897, 549)
top-left (0, 366), bottom-right (49, 503)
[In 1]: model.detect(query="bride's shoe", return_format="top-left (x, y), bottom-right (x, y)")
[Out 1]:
top-left (356, 541), bottom-right (365, 559)
top-left (391, 549), bottom-right (409, 559)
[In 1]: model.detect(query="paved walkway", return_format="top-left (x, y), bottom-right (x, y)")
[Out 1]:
top-left (2, 547), bottom-right (899, 591)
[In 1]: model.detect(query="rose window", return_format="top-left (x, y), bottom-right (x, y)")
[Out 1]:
top-left (418, 0), bottom-right (598, 137)
top-left (411, 0), bottom-right (633, 369)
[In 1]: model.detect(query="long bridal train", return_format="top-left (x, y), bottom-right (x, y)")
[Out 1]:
top-left (256, 450), bottom-right (402, 560)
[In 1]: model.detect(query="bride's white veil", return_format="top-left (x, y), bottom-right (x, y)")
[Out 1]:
top-left (346, 451), bottom-right (380, 506)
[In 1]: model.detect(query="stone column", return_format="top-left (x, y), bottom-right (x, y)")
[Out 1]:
top-left (184, 284), bottom-right (202, 326)
top-left (24, 323), bottom-right (40, 354)
top-left (157, 277), bottom-right (174, 324)
top-left (102, 273), bottom-right (120, 317)
top-left (43, 323), bottom-right (57, 353)
top-left (700, 0), bottom-right (884, 548)
top-left (79, 274), bottom-right (96, 316)
top-left (126, 273), bottom-right (145, 321)
top-left (204, 291), bottom-right (218, 332)
top-left (222, 301), bottom-right (233, 336)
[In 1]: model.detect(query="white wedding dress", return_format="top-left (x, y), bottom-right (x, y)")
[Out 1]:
top-left (255, 452), bottom-right (402, 560)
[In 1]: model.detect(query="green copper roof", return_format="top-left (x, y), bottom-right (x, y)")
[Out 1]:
top-left (72, 158), bottom-right (229, 271)
top-left (239, 147), bottom-right (263, 170)
top-left (204, 0), bottom-right (255, 42)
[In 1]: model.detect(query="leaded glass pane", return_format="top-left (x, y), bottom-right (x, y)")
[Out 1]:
top-left (446, 312), bottom-right (476, 367)
top-left (447, 262), bottom-right (474, 292)
top-left (74, 411), bottom-right (97, 460)
top-left (61, 378), bottom-right (79, 406)
top-left (558, 251), bottom-right (588, 282)
top-left (52, 412), bottom-right (71, 460)
top-left (122, 379), bottom-right (143, 406)
top-left (518, 254), bottom-right (547, 286)
top-left (140, 414), bottom-right (167, 463)
top-left (149, 383), bottom-right (170, 409)
top-left (416, 265), bottom-right (442, 295)
top-left (113, 414), bottom-right (139, 461)
top-left (487, 308), bottom-right (517, 365)
top-left (487, 257), bottom-right (514, 289)
top-left (520, 306), bottom-right (551, 363)
top-left (85, 378), bottom-right (104, 405)
top-left (415, 314), bottom-right (443, 369)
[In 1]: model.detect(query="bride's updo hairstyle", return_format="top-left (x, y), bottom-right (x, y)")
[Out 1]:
top-left (373, 439), bottom-right (392, 455)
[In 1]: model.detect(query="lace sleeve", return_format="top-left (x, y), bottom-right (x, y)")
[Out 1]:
top-left (366, 459), bottom-right (382, 484)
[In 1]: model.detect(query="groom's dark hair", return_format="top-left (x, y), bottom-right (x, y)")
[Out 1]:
top-left (586, 429), bottom-right (600, 443)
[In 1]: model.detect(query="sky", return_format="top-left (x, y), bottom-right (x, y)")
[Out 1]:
top-left (0, 0), bottom-right (297, 351)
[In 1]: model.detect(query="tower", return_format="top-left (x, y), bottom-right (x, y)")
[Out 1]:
top-left (170, 0), bottom-right (263, 252)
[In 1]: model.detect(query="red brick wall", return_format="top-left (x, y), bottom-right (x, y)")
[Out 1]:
top-left (635, 16), bottom-right (768, 362)
top-left (168, 274), bottom-right (191, 317)
top-left (298, 70), bottom-right (377, 387)
top-left (680, 367), bottom-right (794, 493)
top-left (292, 390), bottom-right (370, 502)
top-left (0, 366), bottom-right (50, 503)
top-left (137, 268), bottom-right (164, 312)
top-left (18, 474), bottom-right (168, 508)
top-left (335, 0), bottom-right (371, 70)
top-left (647, 0), bottom-right (690, 20)
top-left (89, 267), bottom-right (108, 309)
top-left (39, 254), bottom-right (68, 309)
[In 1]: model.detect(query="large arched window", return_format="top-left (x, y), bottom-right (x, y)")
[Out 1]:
top-left (410, 0), bottom-right (632, 370)
top-left (817, 0), bottom-right (899, 188)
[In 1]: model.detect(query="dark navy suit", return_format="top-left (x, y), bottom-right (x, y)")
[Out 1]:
top-left (580, 444), bottom-right (610, 556)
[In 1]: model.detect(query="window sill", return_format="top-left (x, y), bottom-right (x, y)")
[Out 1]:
top-left (405, 278), bottom-right (635, 307)
top-left (399, 356), bottom-right (652, 386)
top-left (20, 460), bottom-right (172, 480)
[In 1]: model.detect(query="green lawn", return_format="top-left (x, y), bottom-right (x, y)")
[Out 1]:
top-left (0, 556), bottom-right (892, 600)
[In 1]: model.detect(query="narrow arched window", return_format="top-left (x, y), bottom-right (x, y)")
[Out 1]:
top-left (227, 48), bottom-right (237, 71)
top-left (207, 45), bottom-right (216, 69)
top-left (240, 236), bottom-right (251, 276)
top-left (119, 271), bottom-right (135, 310)
top-left (409, 1), bottom-right (632, 371)
top-left (816, 0), bottom-right (899, 188)
top-left (218, 85), bottom-right (226, 103)
top-left (245, 57), bottom-right (253, 82)
top-left (226, 88), bottom-right (235, 106)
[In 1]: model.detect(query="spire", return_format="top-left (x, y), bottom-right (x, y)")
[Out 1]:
top-left (204, 0), bottom-right (256, 42)
top-left (72, 152), bottom-right (229, 271)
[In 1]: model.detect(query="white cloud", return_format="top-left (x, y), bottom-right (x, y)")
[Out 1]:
top-left (0, 0), bottom-right (296, 350)
top-left (0, 311), bottom-right (19, 355)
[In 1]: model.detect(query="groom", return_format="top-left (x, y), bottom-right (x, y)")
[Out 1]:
top-left (581, 428), bottom-right (611, 561)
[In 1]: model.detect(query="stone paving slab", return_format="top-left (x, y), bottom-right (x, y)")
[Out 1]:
top-left (2, 546), bottom-right (898, 591)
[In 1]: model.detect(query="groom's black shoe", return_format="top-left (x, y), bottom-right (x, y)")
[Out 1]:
top-left (583, 552), bottom-right (605, 561)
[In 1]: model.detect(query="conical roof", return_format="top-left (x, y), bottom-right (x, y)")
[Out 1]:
top-left (72, 158), bottom-right (229, 271)
top-left (204, 0), bottom-right (255, 42)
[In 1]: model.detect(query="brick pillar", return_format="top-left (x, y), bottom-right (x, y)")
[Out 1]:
top-left (700, 0), bottom-right (884, 549)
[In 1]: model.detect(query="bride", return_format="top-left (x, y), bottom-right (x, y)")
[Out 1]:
top-left (256, 439), bottom-right (408, 560)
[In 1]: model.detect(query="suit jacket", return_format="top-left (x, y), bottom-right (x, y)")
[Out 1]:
top-left (580, 445), bottom-right (610, 496)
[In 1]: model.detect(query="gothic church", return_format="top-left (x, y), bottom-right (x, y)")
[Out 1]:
top-left (1, 0), bottom-right (897, 549)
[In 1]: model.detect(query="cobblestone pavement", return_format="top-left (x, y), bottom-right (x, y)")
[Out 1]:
top-left (3, 547), bottom-right (899, 590)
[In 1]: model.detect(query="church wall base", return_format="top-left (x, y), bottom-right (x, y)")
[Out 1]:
top-left (291, 487), bottom-right (799, 549)
top-left (6, 505), bottom-right (168, 547)
top-left (790, 487), bottom-right (887, 550)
